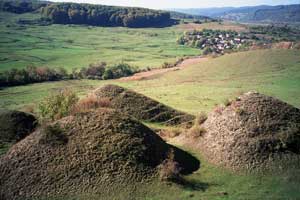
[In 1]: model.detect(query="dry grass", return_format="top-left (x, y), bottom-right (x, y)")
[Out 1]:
top-left (189, 125), bottom-right (207, 138)
top-left (158, 128), bottom-right (182, 139)
top-left (20, 104), bottom-right (36, 114)
top-left (195, 112), bottom-right (207, 125)
top-left (71, 94), bottom-right (111, 114)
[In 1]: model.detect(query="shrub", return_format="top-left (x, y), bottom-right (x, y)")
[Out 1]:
top-left (235, 107), bottom-right (245, 115)
top-left (189, 125), bottom-right (206, 138)
top-left (71, 94), bottom-right (111, 113)
top-left (20, 104), bottom-right (36, 114)
top-left (223, 98), bottom-right (232, 107)
top-left (195, 112), bottom-right (207, 125)
top-left (162, 62), bottom-right (173, 68)
top-left (159, 128), bottom-right (182, 139)
top-left (203, 47), bottom-right (213, 55)
top-left (102, 63), bottom-right (136, 80)
top-left (214, 106), bottom-right (225, 115)
top-left (176, 36), bottom-right (185, 45)
top-left (39, 123), bottom-right (68, 146)
top-left (80, 62), bottom-right (106, 80)
top-left (158, 149), bottom-right (182, 182)
top-left (0, 66), bottom-right (68, 87)
top-left (38, 89), bottom-right (79, 121)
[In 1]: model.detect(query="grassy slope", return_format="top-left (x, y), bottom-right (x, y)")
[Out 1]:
top-left (1, 49), bottom-right (300, 199)
top-left (123, 49), bottom-right (300, 114)
top-left (0, 12), bottom-right (199, 72)
top-left (1, 49), bottom-right (299, 113)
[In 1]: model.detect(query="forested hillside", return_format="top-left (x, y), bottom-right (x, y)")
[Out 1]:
top-left (0, 0), bottom-right (48, 13)
top-left (40, 3), bottom-right (173, 27)
top-left (0, 0), bottom-right (174, 27)
top-left (253, 5), bottom-right (300, 22)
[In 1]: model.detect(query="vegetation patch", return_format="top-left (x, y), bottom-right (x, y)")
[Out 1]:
top-left (94, 84), bottom-right (195, 126)
top-left (38, 88), bottom-right (79, 121)
top-left (39, 123), bottom-right (68, 146)
top-left (0, 62), bottom-right (138, 87)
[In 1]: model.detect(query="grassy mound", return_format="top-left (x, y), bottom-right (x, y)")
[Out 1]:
top-left (199, 92), bottom-right (300, 171)
top-left (0, 109), bottom-right (37, 143)
top-left (94, 85), bottom-right (195, 126)
top-left (0, 108), bottom-right (199, 199)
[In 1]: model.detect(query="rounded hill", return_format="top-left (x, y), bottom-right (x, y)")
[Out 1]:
top-left (0, 109), bottom-right (37, 143)
top-left (94, 85), bottom-right (195, 126)
top-left (0, 108), bottom-right (199, 199)
top-left (199, 92), bottom-right (300, 171)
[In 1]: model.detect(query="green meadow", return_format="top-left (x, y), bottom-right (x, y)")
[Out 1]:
top-left (0, 12), bottom-right (199, 72)
top-left (2, 49), bottom-right (299, 114)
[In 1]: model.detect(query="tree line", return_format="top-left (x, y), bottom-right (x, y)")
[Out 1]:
top-left (0, 0), bottom-right (48, 14)
top-left (0, 62), bottom-right (137, 87)
top-left (0, 1), bottom-right (173, 28)
top-left (40, 3), bottom-right (172, 28)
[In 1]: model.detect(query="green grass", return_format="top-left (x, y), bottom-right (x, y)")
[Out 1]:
top-left (1, 49), bottom-right (300, 114)
top-left (0, 11), bottom-right (199, 72)
top-left (123, 49), bottom-right (300, 114)
top-left (0, 142), bottom-right (12, 156)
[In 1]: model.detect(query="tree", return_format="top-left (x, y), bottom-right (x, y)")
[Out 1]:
top-left (39, 89), bottom-right (79, 121)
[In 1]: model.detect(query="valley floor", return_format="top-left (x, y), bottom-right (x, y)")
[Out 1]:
top-left (1, 49), bottom-right (299, 113)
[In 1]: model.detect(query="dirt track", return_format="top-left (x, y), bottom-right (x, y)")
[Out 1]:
top-left (119, 56), bottom-right (209, 81)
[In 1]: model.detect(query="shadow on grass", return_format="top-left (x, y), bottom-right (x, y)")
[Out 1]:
top-left (171, 145), bottom-right (200, 175)
top-left (167, 145), bottom-right (211, 192)
top-left (180, 178), bottom-right (210, 192)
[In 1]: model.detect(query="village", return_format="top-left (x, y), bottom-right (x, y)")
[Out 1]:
top-left (177, 29), bottom-right (253, 54)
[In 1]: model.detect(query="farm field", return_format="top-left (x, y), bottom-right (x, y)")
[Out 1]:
top-left (0, 12), bottom-right (200, 72)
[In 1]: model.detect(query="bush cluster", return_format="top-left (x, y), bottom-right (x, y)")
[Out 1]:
top-left (38, 89), bottom-right (79, 121)
top-left (0, 66), bottom-right (68, 87)
top-left (0, 62), bottom-right (137, 87)
top-left (249, 25), bottom-right (300, 42)
top-left (0, 0), bottom-right (47, 14)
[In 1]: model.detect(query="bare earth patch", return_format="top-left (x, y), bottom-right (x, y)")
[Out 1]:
top-left (120, 56), bottom-right (209, 81)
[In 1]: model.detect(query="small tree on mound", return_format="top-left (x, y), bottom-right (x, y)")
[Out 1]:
top-left (39, 123), bottom-right (68, 146)
top-left (158, 149), bottom-right (182, 182)
top-left (38, 89), bottom-right (79, 121)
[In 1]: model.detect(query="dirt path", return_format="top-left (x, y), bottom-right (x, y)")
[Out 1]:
top-left (119, 56), bottom-right (209, 81)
